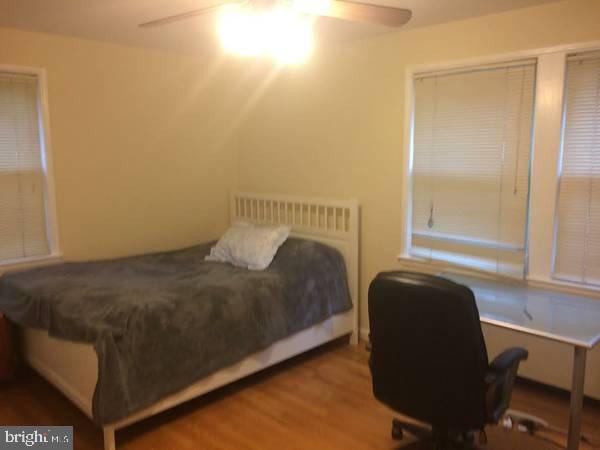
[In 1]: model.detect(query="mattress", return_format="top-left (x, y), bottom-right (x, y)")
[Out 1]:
top-left (0, 238), bottom-right (352, 424)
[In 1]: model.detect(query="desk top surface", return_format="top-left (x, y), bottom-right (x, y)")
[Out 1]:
top-left (441, 273), bottom-right (600, 349)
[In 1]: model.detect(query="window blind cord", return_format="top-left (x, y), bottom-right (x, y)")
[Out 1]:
top-left (427, 76), bottom-right (440, 261)
top-left (513, 66), bottom-right (527, 196)
top-left (9, 78), bottom-right (27, 258)
top-left (582, 68), bottom-right (600, 282)
top-left (427, 203), bottom-right (434, 229)
top-left (495, 68), bottom-right (511, 275)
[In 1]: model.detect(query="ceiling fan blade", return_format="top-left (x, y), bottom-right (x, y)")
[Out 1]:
top-left (314, 1), bottom-right (411, 27)
top-left (138, 2), bottom-right (245, 28)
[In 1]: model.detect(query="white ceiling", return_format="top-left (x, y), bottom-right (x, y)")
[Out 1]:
top-left (0, 0), bottom-right (562, 54)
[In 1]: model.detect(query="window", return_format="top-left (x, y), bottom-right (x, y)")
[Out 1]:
top-left (410, 61), bottom-right (536, 277)
top-left (0, 71), bottom-right (55, 265)
top-left (554, 52), bottom-right (600, 286)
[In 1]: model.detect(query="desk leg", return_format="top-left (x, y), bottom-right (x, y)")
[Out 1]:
top-left (567, 346), bottom-right (587, 450)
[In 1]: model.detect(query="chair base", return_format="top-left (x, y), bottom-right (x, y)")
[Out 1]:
top-left (391, 418), bottom-right (477, 450)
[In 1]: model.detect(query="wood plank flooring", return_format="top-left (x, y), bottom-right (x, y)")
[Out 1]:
top-left (1, 340), bottom-right (599, 449)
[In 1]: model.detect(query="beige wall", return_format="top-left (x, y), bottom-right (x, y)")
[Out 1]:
top-left (0, 27), bottom-right (248, 260)
top-left (3, 0), bottom-right (600, 324)
top-left (235, 0), bottom-right (600, 330)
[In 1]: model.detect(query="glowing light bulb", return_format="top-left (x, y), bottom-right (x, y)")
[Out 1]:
top-left (266, 9), bottom-right (314, 64)
top-left (218, 7), bottom-right (261, 57)
top-left (217, 6), bottom-right (314, 64)
top-left (291, 0), bottom-right (331, 16)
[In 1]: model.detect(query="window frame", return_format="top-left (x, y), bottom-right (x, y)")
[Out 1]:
top-left (408, 59), bottom-right (537, 278)
top-left (399, 40), bottom-right (600, 294)
top-left (551, 51), bottom-right (600, 287)
top-left (0, 65), bottom-right (60, 271)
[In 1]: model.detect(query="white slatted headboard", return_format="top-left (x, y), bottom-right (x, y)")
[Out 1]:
top-left (231, 192), bottom-right (360, 343)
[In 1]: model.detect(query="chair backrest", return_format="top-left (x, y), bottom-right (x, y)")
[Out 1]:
top-left (368, 271), bottom-right (489, 431)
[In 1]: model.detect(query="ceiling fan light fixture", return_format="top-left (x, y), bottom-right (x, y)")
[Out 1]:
top-left (290, 0), bottom-right (331, 16)
top-left (218, 7), bottom-right (260, 57)
top-left (217, 6), bottom-right (314, 64)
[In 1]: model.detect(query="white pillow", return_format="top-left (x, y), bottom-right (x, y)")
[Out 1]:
top-left (205, 222), bottom-right (291, 270)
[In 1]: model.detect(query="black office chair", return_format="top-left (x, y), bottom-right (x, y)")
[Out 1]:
top-left (368, 271), bottom-right (528, 449)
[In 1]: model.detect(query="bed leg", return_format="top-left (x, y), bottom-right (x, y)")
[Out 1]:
top-left (103, 426), bottom-right (116, 450)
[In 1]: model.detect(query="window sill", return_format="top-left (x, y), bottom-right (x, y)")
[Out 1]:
top-left (397, 253), bottom-right (490, 278)
top-left (397, 252), bottom-right (522, 279)
top-left (527, 276), bottom-right (600, 299)
top-left (0, 253), bottom-right (63, 274)
top-left (397, 253), bottom-right (600, 300)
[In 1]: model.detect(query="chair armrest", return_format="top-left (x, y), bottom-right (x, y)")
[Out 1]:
top-left (489, 347), bottom-right (528, 373)
top-left (485, 347), bottom-right (529, 423)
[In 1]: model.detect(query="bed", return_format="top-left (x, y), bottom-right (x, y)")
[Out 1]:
top-left (0, 192), bottom-right (360, 450)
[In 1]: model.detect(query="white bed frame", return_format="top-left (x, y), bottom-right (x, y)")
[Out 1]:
top-left (21, 192), bottom-right (360, 450)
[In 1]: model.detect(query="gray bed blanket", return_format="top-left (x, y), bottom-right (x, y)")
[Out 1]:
top-left (0, 238), bottom-right (352, 425)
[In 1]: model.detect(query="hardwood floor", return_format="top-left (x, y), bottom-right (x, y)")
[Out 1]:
top-left (1, 340), bottom-right (599, 449)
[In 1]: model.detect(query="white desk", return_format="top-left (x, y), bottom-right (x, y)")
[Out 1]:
top-left (442, 273), bottom-right (600, 450)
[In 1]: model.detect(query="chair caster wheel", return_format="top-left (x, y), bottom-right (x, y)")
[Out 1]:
top-left (462, 432), bottom-right (475, 445)
top-left (391, 419), bottom-right (404, 440)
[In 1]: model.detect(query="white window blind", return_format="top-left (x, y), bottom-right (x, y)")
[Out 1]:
top-left (0, 72), bottom-right (50, 262)
top-left (410, 60), bottom-right (536, 277)
top-left (554, 52), bottom-right (600, 286)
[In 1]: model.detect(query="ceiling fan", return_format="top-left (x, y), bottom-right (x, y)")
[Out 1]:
top-left (138, 0), bottom-right (412, 29)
